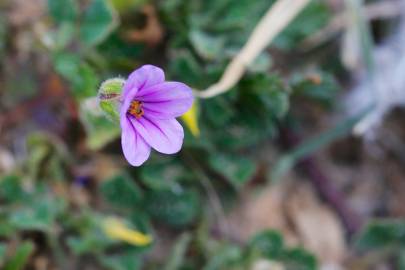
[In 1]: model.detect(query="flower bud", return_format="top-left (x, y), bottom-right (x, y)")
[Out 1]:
top-left (98, 78), bottom-right (125, 122)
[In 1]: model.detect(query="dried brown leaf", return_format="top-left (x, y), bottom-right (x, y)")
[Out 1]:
top-left (125, 5), bottom-right (164, 47)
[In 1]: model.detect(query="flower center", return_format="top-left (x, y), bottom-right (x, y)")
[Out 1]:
top-left (128, 100), bottom-right (144, 119)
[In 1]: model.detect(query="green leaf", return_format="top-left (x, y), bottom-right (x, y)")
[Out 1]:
top-left (54, 53), bottom-right (80, 79)
top-left (145, 188), bottom-right (200, 227)
top-left (179, 0), bottom-right (270, 48)
top-left (54, 22), bottom-right (76, 50)
top-left (80, 0), bottom-right (118, 47)
top-left (274, 0), bottom-right (330, 50)
top-left (111, 0), bottom-right (147, 12)
top-left (100, 174), bottom-right (143, 209)
top-left (0, 243), bottom-right (6, 266)
top-left (248, 52), bottom-right (272, 73)
top-left (356, 219), bottom-right (405, 251)
top-left (290, 71), bottom-right (338, 107)
top-left (0, 218), bottom-right (16, 237)
top-left (280, 248), bottom-right (317, 270)
top-left (67, 237), bottom-right (93, 255)
top-left (189, 30), bottom-right (225, 60)
top-left (66, 212), bottom-right (115, 255)
top-left (79, 98), bottom-right (121, 150)
top-left (53, 53), bottom-right (98, 98)
top-left (129, 211), bottom-right (151, 235)
top-left (203, 73), bottom-right (288, 150)
top-left (0, 16), bottom-right (6, 59)
top-left (249, 230), bottom-right (284, 259)
top-left (0, 175), bottom-right (26, 203)
top-left (8, 197), bottom-right (66, 232)
top-left (203, 245), bottom-right (242, 270)
top-left (4, 241), bottom-right (35, 270)
top-left (241, 73), bottom-right (289, 119)
top-left (169, 51), bottom-right (204, 87)
top-left (140, 162), bottom-right (187, 190)
top-left (47, 0), bottom-right (78, 23)
top-left (208, 153), bottom-right (256, 188)
top-left (204, 97), bottom-right (234, 128)
top-left (98, 250), bottom-right (141, 270)
top-left (399, 249), bottom-right (405, 270)
top-left (97, 32), bottom-right (144, 68)
top-left (67, 233), bottom-right (112, 255)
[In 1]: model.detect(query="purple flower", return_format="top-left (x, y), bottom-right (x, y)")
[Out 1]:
top-left (120, 65), bottom-right (193, 166)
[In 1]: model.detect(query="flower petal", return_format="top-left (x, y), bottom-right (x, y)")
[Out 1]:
top-left (130, 117), bottom-right (184, 154)
top-left (120, 86), bottom-right (139, 120)
top-left (123, 65), bottom-right (165, 98)
top-left (137, 82), bottom-right (194, 119)
top-left (121, 117), bottom-right (151, 166)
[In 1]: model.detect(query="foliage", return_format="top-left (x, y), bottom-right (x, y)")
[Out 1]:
top-left (355, 219), bottom-right (405, 269)
top-left (1, 0), bottom-right (400, 269)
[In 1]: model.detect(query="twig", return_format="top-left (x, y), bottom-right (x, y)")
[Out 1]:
top-left (193, 0), bottom-right (311, 99)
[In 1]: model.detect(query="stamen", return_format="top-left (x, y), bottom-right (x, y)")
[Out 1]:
top-left (128, 100), bottom-right (144, 119)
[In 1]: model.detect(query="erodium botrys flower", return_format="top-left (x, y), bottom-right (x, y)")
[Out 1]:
top-left (119, 65), bottom-right (193, 166)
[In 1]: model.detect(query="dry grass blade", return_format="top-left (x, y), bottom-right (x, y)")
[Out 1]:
top-left (301, 0), bottom-right (403, 50)
top-left (193, 0), bottom-right (311, 99)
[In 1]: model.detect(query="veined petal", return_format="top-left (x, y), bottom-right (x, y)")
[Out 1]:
top-left (131, 117), bottom-right (184, 154)
top-left (120, 87), bottom-right (139, 121)
top-left (123, 65), bottom-right (165, 98)
top-left (121, 117), bottom-right (151, 166)
top-left (137, 82), bottom-right (193, 119)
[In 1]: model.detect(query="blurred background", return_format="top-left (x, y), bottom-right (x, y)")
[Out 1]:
top-left (0, 0), bottom-right (405, 269)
